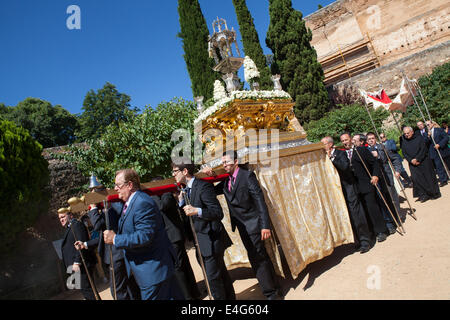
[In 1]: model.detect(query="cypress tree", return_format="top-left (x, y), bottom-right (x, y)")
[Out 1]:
top-left (266, 0), bottom-right (330, 124)
top-left (232, 0), bottom-right (272, 90)
top-left (178, 0), bottom-right (218, 101)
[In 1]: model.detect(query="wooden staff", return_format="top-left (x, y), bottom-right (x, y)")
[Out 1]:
top-left (175, 184), bottom-right (214, 300)
top-left (375, 151), bottom-right (407, 229)
top-left (352, 146), bottom-right (406, 235)
top-left (103, 200), bottom-right (117, 300)
top-left (363, 102), bottom-right (417, 221)
top-left (69, 220), bottom-right (102, 300)
top-left (402, 72), bottom-right (450, 179)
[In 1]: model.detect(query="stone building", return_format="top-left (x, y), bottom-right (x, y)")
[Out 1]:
top-left (304, 0), bottom-right (450, 98)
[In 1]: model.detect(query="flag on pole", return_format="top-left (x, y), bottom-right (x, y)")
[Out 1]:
top-left (390, 78), bottom-right (417, 112)
top-left (359, 78), bottom-right (417, 112)
top-left (359, 88), bottom-right (392, 110)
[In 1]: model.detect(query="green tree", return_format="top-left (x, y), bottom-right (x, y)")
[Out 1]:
top-left (0, 103), bottom-right (8, 119)
top-left (401, 62), bottom-right (450, 127)
top-left (266, 0), bottom-right (330, 124)
top-left (178, 0), bottom-right (219, 101)
top-left (2, 98), bottom-right (78, 148)
top-left (59, 98), bottom-right (197, 186)
top-left (232, 0), bottom-right (272, 90)
top-left (76, 82), bottom-right (138, 141)
top-left (0, 120), bottom-right (49, 253)
top-left (306, 103), bottom-right (389, 143)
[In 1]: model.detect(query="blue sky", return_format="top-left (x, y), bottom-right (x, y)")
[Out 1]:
top-left (0, 0), bottom-right (335, 115)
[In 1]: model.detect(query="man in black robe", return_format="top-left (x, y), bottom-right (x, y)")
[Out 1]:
top-left (401, 126), bottom-right (441, 202)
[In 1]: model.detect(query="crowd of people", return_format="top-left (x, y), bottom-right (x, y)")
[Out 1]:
top-left (321, 120), bottom-right (449, 253)
top-left (56, 120), bottom-right (449, 300)
top-left (57, 152), bottom-right (282, 300)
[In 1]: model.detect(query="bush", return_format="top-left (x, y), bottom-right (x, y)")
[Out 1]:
top-left (402, 62), bottom-right (450, 127)
top-left (57, 98), bottom-right (197, 187)
top-left (306, 103), bottom-right (389, 143)
top-left (0, 120), bottom-right (49, 253)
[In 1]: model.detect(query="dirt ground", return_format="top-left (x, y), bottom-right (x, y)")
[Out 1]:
top-left (52, 171), bottom-right (450, 300)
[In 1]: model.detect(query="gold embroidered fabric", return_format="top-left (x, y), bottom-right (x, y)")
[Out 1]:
top-left (221, 148), bottom-right (354, 279)
top-left (220, 193), bottom-right (285, 277)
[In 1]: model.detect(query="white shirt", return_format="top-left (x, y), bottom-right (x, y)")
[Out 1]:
top-left (329, 147), bottom-right (336, 161)
top-left (112, 191), bottom-right (138, 245)
top-left (178, 177), bottom-right (203, 217)
top-left (124, 190), bottom-right (138, 213)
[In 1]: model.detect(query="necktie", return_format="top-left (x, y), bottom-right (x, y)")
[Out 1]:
top-left (347, 149), bottom-right (353, 160)
top-left (185, 187), bottom-right (191, 200)
top-left (229, 176), bottom-right (235, 191)
top-left (122, 203), bottom-right (128, 216)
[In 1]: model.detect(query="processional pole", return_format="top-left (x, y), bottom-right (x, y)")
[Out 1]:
top-left (103, 200), bottom-right (117, 300)
top-left (175, 184), bottom-right (214, 300)
top-left (69, 220), bottom-right (102, 300)
top-left (402, 71), bottom-right (450, 179)
top-left (352, 146), bottom-right (405, 234)
top-left (360, 94), bottom-right (417, 222)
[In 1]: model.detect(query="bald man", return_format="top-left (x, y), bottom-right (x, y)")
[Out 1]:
top-left (401, 127), bottom-right (440, 202)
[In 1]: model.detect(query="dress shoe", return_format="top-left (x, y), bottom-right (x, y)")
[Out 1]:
top-left (439, 181), bottom-right (448, 187)
top-left (432, 193), bottom-right (441, 200)
top-left (388, 227), bottom-right (397, 235)
top-left (419, 195), bottom-right (430, 203)
top-left (376, 233), bottom-right (387, 242)
top-left (359, 245), bottom-right (370, 254)
top-left (267, 293), bottom-right (283, 300)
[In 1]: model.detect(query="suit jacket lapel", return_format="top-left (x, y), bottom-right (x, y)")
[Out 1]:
top-left (190, 179), bottom-right (198, 205)
top-left (224, 169), bottom-right (243, 201)
top-left (62, 226), bottom-right (70, 246)
top-left (119, 192), bottom-right (139, 232)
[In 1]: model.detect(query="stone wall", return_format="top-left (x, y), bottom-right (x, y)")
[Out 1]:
top-left (328, 40), bottom-right (450, 105)
top-left (305, 0), bottom-right (450, 65)
top-left (303, 0), bottom-right (450, 104)
top-left (0, 146), bottom-right (89, 299)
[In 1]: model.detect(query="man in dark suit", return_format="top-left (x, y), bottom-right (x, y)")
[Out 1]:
top-left (340, 133), bottom-right (389, 243)
top-left (321, 136), bottom-right (372, 253)
top-left (380, 132), bottom-right (412, 188)
top-left (150, 185), bottom-right (201, 300)
top-left (426, 120), bottom-right (450, 187)
top-left (75, 202), bottom-right (140, 300)
top-left (416, 121), bottom-right (430, 147)
top-left (58, 210), bottom-right (97, 300)
top-left (203, 151), bottom-right (281, 300)
top-left (172, 160), bottom-right (235, 300)
top-left (367, 132), bottom-right (402, 232)
top-left (401, 127), bottom-right (441, 202)
top-left (103, 169), bottom-right (183, 300)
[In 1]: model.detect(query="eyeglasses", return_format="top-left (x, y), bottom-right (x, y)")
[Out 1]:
top-left (114, 182), bottom-right (128, 189)
top-left (172, 169), bottom-right (181, 175)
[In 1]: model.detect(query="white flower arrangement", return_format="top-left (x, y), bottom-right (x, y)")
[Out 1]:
top-left (243, 56), bottom-right (260, 83)
top-left (213, 80), bottom-right (227, 101)
top-left (194, 90), bottom-right (292, 124)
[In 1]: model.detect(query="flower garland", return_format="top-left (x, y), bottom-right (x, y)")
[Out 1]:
top-left (243, 56), bottom-right (260, 83)
top-left (194, 90), bottom-right (292, 124)
top-left (213, 80), bottom-right (227, 102)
